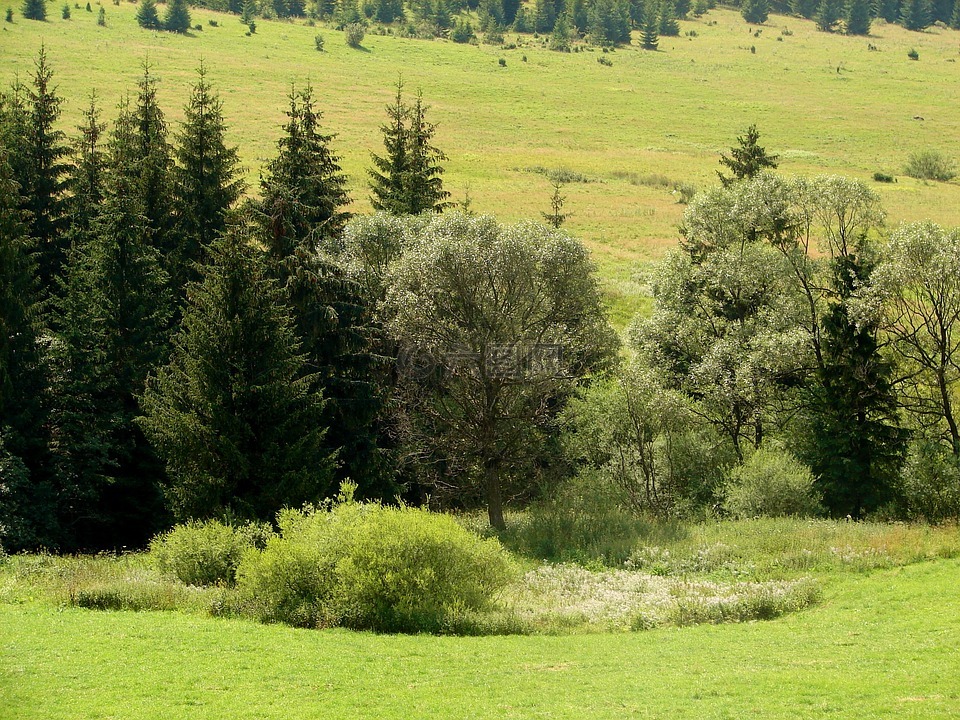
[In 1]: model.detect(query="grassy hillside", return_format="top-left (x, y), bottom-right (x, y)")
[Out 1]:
top-left (2, 556), bottom-right (960, 718)
top-left (2, 3), bottom-right (960, 322)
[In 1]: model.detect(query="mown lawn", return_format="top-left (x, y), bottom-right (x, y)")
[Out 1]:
top-left (2, 556), bottom-right (959, 719)
top-left (2, 4), bottom-right (960, 323)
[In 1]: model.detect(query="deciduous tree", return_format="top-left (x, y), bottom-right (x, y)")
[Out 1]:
top-left (383, 213), bottom-right (618, 529)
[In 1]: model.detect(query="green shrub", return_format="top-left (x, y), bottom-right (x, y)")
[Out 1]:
top-left (873, 171), bottom-right (895, 183)
top-left (907, 47), bottom-right (919, 60)
top-left (345, 21), bottom-right (365, 47)
top-left (897, 441), bottom-right (960, 522)
top-left (722, 447), bottom-right (823, 519)
top-left (150, 519), bottom-right (271, 587)
top-left (314, 32), bottom-right (324, 50)
top-left (236, 492), bottom-right (516, 632)
top-left (904, 149), bottom-right (956, 181)
top-left (336, 506), bottom-right (515, 632)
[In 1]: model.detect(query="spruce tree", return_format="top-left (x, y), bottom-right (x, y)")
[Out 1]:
top-left (404, 91), bottom-right (450, 215)
top-left (3, 49), bottom-right (72, 299)
top-left (952, 0), bottom-right (960, 27)
top-left (930, 0), bottom-right (952, 21)
top-left (52, 124), bottom-right (172, 549)
top-left (163, 0), bottom-right (190, 32)
top-left (369, 82), bottom-right (450, 216)
top-left (741, 0), bottom-right (769, 23)
top-left (258, 86), bottom-right (388, 500)
top-left (139, 225), bottom-right (334, 523)
top-left (533, 0), bottom-right (556, 32)
top-left (21, 0), bottom-right (46, 20)
top-left (717, 124), bottom-right (778, 187)
top-left (815, 0), bottom-right (842, 30)
top-left (240, 0), bottom-right (255, 24)
top-left (172, 65), bottom-right (244, 292)
top-left (641, 8), bottom-right (659, 48)
top-left (900, 0), bottom-right (930, 28)
top-left (845, 0), bottom-right (871, 34)
top-left (0, 149), bottom-right (58, 551)
top-left (116, 67), bottom-right (176, 280)
top-left (806, 255), bottom-right (908, 518)
top-left (659, 0), bottom-right (679, 35)
top-left (259, 84), bottom-right (350, 257)
top-left (136, 0), bottom-right (161, 28)
top-left (66, 93), bottom-right (107, 238)
top-left (368, 82), bottom-right (409, 215)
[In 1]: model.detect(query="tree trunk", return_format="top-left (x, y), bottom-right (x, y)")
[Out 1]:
top-left (937, 370), bottom-right (960, 455)
top-left (485, 463), bottom-right (505, 531)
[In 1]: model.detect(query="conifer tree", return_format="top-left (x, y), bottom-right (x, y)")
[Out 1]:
top-left (641, 8), bottom-right (659, 48)
top-left (658, 0), bottom-right (679, 35)
top-left (172, 66), bottom-right (244, 292)
top-left (952, 0), bottom-right (960, 27)
top-left (845, 0), bottom-right (871, 34)
top-left (240, 0), bottom-right (256, 24)
top-left (930, 0), bottom-right (952, 22)
top-left (805, 255), bottom-right (908, 518)
top-left (815, 0), bottom-right (842, 30)
top-left (404, 91), bottom-right (451, 215)
top-left (740, 0), bottom-right (768, 23)
top-left (139, 224), bottom-right (334, 522)
top-left (136, 0), bottom-right (161, 28)
top-left (27, 49), bottom-right (71, 293)
top-left (533, 0), bottom-right (556, 32)
top-left (66, 93), bottom-right (107, 238)
top-left (163, 0), bottom-right (190, 32)
top-left (259, 84), bottom-right (350, 257)
top-left (52, 116), bottom-right (172, 548)
top-left (717, 124), bottom-right (778, 187)
top-left (369, 82), bottom-right (450, 216)
top-left (116, 67), bottom-right (176, 279)
top-left (22, 0), bottom-right (46, 20)
top-left (0, 149), bottom-right (58, 551)
top-left (900, 0), bottom-right (930, 29)
top-left (258, 86), bottom-right (388, 500)
top-left (2, 50), bottom-right (72, 298)
top-left (368, 82), bottom-right (409, 216)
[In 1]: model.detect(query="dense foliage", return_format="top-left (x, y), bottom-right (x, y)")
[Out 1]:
top-left (4, 50), bottom-right (960, 556)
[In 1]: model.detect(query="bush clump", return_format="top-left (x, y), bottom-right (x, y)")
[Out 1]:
top-left (722, 447), bottom-right (823, 519)
top-left (904, 150), bottom-right (957, 181)
top-left (897, 441), bottom-right (960, 522)
top-left (345, 21), bottom-right (365, 47)
top-left (236, 490), bottom-right (515, 632)
top-left (150, 519), bottom-right (271, 587)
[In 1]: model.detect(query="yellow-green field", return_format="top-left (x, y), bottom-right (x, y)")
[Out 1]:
top-left (2, 3), bottom-right (960, 322)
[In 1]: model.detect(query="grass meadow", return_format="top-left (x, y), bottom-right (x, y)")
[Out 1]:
top-left (2, 3), bottom-right (960, 322)
top-left (4, 7), bottom-right (960, 716)
top-left (2, 545), bottom-right (960, 718)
